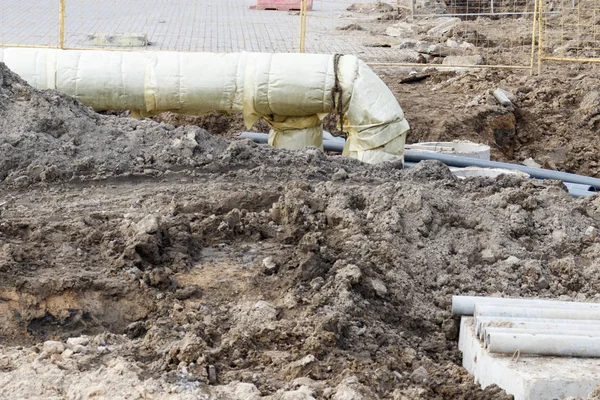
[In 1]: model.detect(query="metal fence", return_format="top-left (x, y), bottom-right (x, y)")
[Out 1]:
top-left (406, 0), bottom-right (538, 69)
top-left (411, 0), bottom-right (537, 17)
top-left (536, 0), bottom-right (600, 69)
top-left (0, 0), bottom-right (304, 52)
top-left (0, 0), bottom-right (597, 71)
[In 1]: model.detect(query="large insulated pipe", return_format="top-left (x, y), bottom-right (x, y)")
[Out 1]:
top-left (486, 332), bottom-right (600, 357)
top-left (0, 48), bottom-right (409, 164)
top-left (453, 296), bottom-right (600, 316)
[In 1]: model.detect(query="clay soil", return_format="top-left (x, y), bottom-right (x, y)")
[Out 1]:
top-left (2, 8), bottom-right (600, 400)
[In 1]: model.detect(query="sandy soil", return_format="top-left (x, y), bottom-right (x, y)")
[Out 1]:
top-left (2, 6), bottom-right (600, 400)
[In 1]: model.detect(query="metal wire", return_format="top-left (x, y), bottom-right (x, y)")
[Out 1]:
top-left (538, 0), bottom-right (600, 67)
top-left (3, 0), bottom-right (596, 72)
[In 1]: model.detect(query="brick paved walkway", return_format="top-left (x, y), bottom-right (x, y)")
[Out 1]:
top-left (0, 0), bottom-right (400, 61)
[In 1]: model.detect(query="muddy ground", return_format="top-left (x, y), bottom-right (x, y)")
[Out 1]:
top-left (3, 6), bottom-right (600, 400)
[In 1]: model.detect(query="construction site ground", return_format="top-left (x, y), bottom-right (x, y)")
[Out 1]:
top-left (3, 3), bottom-right (600, 400)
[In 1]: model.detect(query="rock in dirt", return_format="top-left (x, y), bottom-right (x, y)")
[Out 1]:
top-left (262, 256), bottom-right (279, 274)
top-left (337, 23), bottom-right (365, 31)
top-left (442, 55), bottom-right (484, 66)
top-left (136, 214), bottom-right (160, 235)
top-left (284, 355), bottom-right (318, 379)
top-left (279, 387), bottom-right (317, 400)
top-left (66, 337), bottom-right (89, 347)
top-left (523, 158), bottom-right (542, 168)
top-left (410, 366), bottom-right (429, 383)
top-left (385, 22), bottom-right (418, 37)
top-left (332, 376), bottom-right (377, 400)
top-left (427, 17), bottom-right (461, 37)
top-left (332, 168), bottom-right (349, 181)
top-left (347, 2), bottom-right (394, 12)
top-left (208, 365), bottom-right (218, 384)
top-left (42, 341), bottom-right (65, 355)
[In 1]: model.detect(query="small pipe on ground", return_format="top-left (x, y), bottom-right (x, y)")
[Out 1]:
top-left (474, 316), bottom-right (600, 338)
top-left (238, 133), bottom-right (600, 196)
top-left (483, 327), bottom-right (600, 342)
top-left (486, 332), bottom-right (600, 357)
top-left (453, 295), bottom-right (600, 316)
top-left (404, 150), bottom-right (600, 190)
top-left (492, 88), bottom-right (514, 108)
top-left (474, 304), bottom-right (600, 321)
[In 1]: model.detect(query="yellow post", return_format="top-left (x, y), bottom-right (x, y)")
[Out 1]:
top-left (59, 0), bottom-right (65, 49)
top-left (298, 0), bottom-right (307, 53)
top-left (530, 0), bottom-right (538, 75)
top-left (537, 0), bottom-right (543, 75)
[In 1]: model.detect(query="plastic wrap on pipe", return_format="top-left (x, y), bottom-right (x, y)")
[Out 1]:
top-left (486, 332), bottom-right (600, 357)
top-left (452, 295), bottom-right (600, 316)
top-left (474, 304), bottom-right (600, 321)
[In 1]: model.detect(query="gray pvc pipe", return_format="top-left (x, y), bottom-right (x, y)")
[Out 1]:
top-left (404, 149), bottom-right (600, 190)
top-left (239, 132), bottom-right (345, 153)
top-left (238, 133), bottom-right (600, 195)
top-left (564, 182), bottom-right (596, 192)
top-left (486, 332), bottom-right (600, 357)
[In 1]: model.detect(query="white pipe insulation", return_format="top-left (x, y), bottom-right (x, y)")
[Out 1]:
top-left (0, 48), bottom-right (410, 164)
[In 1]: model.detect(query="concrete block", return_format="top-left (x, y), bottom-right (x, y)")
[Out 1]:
top-left (86, 34), bottom-right (148, 47)
top-left (442, 55), bottom-right (484, 66)
top-left (459, 317), bottom-right (600, 400)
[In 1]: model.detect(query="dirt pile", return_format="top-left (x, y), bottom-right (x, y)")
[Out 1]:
top-left (2, 62), bottom-right (600, 399)
top-left (381, 64), bottom-right (600, 177)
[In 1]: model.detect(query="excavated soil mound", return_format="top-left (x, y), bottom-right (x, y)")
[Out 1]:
top-left (2, 62), bottom-right (600, 399)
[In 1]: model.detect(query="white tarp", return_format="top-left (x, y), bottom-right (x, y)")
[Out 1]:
top-left (0, 48), bottom-right (409, 164)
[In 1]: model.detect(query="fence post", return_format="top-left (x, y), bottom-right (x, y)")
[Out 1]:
top-left (530, 0), bottom-right (538, 75)
top-left (537, 0), bottom-right (543, 74)
top-left (59, 0), bottom-right (65, 49)
top-left (298, 0), bottom-right (307, 52)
